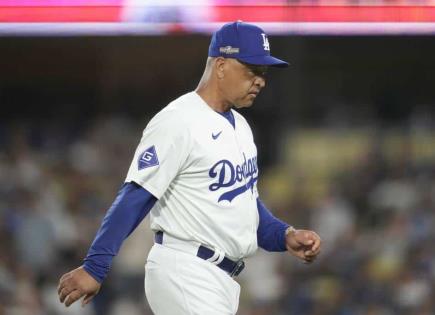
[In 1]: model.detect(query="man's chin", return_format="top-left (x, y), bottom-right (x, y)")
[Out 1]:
top-left (234, 99), bottom-right (255, 109)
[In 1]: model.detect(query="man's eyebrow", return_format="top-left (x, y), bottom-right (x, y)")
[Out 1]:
top-left (251, 66), bottom-right (268, 76)
top-left (237, 59), bottom-right (268, 75)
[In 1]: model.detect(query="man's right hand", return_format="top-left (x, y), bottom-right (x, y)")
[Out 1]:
top-left (58, 266), bottom-right (101, 307)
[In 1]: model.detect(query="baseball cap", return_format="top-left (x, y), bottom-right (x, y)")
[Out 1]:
top-left (208, 21), bottom-right (289, 68)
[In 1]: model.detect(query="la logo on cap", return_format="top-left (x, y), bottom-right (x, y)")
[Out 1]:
top-left (261, 33), bottom-right (270, 51)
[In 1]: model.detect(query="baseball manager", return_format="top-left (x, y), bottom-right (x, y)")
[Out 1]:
top-left (58, 21), bottom-right (322, 315)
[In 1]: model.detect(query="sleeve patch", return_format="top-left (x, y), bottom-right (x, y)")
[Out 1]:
top-left (138, 145), bottom-right (159, 170)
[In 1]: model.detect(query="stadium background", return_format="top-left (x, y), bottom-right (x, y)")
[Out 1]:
top-left (1, 1), bottom-right (435, 315)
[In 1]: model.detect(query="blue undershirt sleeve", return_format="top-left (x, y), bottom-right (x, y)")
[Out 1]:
top-left (256, 198), bottom-right (290, 252)
top-left (83, 181), bottom-right (157, 283)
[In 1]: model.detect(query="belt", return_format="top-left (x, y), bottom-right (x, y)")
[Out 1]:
top-left (154, 231), bottom-right (245, 277)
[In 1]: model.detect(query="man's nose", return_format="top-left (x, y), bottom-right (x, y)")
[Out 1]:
top-left (255, 76), bottom-right (266, 89)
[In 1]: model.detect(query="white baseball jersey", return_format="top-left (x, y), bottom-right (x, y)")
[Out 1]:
top-left (125, 91), bottom-right (259, 260)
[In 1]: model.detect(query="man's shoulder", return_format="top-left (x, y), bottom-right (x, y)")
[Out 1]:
top-left (147, 92), bottom-right (201, 129)
top-left (165, 91), bottom-right (199, 113)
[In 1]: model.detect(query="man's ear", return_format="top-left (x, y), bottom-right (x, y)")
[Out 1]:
top-left (215, 57), bottom-right (226, 79)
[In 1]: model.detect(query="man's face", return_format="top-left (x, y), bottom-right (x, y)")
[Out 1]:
top-left (218, 58), bottom-right (268, 109)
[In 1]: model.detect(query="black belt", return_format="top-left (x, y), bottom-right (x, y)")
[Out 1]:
top-left (154, 231), bottom-right (245, 277)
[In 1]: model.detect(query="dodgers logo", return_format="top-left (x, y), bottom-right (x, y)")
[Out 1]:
top-left (138, 145), bottom-right (159, 170)
top-left (209, 153), bottom-right (258, 202)
top-left (261, 33), bottom-right (270, 51)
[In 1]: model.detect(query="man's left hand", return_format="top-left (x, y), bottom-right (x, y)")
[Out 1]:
top-left (285, 228), bottom-right (321, 263)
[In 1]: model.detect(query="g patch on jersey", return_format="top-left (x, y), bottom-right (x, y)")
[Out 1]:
top-left (138, 145), bottom-right (159, 170)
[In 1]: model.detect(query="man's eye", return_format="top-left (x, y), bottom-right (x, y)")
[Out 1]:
top-left (255, 71), bottom-right (267, 77)
top-left (245, 66), bottom-right (267, 77)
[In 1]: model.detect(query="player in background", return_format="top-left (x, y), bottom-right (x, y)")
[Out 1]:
top-left (57, 21), bottom-right (321, 315)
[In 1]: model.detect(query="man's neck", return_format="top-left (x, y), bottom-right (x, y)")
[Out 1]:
top-left (195, 84), bottom-right (232, 113)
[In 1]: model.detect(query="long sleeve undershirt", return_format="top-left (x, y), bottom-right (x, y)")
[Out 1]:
top-left (83, 182), bottom-right (157, 283)
top-left (256, 198), bottom-right (289, 252)
top-left (83, 182), bottom-right (289, 283)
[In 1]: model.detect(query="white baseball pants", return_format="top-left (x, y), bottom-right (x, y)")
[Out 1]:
top-left (145, 242), bottom-right (241, 315)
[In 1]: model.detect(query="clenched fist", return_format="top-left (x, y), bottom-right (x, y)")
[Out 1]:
top-left (285, 228), bottom-right (322, 263)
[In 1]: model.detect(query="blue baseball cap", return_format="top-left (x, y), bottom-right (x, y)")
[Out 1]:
top-left (208, 21), bottom-right (289, 68)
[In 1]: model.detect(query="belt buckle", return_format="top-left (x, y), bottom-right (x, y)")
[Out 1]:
top-left (230, 260), bottom-right (245, 277)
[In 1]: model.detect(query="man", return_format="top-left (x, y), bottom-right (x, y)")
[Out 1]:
top-left (58, 21), bottom-right (321, 315)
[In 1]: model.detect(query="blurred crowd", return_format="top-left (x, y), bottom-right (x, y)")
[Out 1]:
top-left (241, 128), bottom-right (435, 315)
top-left (0, 115), bottom-right (434, 315)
